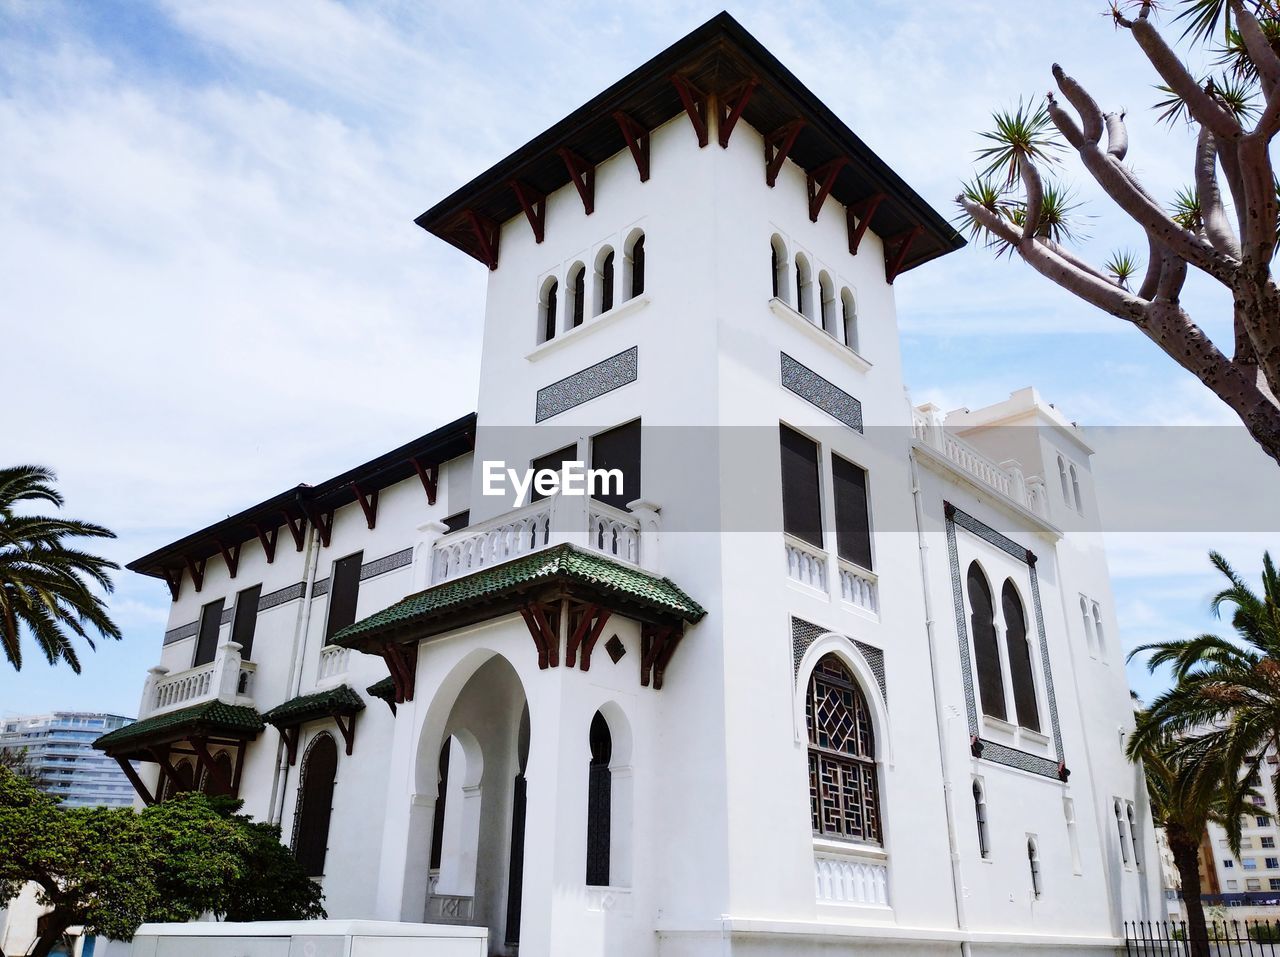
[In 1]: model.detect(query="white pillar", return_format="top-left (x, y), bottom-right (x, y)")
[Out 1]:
top-left (212, 641), bottom-right (243, 703)
top-left (413, 520), bottom-right (450, 590)
top-left (547, 491), bottom-right (588, 549)
top-left (1001, 459), bottom-right (1027, 505)
top-left (139, 665), bottom-right (168, 717)
top-left (626, 499), bottom-right (662, 575)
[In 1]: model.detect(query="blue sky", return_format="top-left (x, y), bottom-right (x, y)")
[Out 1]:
top-left (0, 0), bottom-right (1272, 716)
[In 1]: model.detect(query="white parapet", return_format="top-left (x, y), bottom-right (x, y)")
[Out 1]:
top-left (128, 920), bottom-right (487, 957)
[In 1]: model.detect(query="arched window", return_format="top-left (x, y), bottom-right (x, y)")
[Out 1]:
top-left (1069, 464), bottom-right (1083, 512)
top-left (806, 654), bottom-right (881, 844)
top-left (1057, 456), bottom-right (1069, 503)
top-left (967, 563), bottom-right (1007, 722)
top-left (163, 758), bottom-right (195, 800)
top-left (568, 262), bottom-right (586, 328)
top-left (1080, 596), bottom-right (1096, 651)
top-left (973, 779), bottom-right (989, 858)
top-left (1092, 602), bottom-right (1106, 654)
top-left (1128, 803), bottom-right (1141, 870)
top-left (595, 248), bottom-right (615, 316)
top-left (770, 234), bottom-right (789, 302)
top-left (1002, 580), bottom-right (1040, 732)
top-left (199, 750), bottom-right (235, 797)
top-left (819, 271), bottom-right (836, 335)
top-left (586, 711), bottom-right (612, 886)
top-left (794, 253), bottom-right (813, 321)
top-left (429, 737), bottom-right (451, 871)
top-left (539, 278), bottom-right (559, 344)
top-left (293, 733), bottom-right (338, 877)
top-left (1115, 799), bottom-right (1130, 865)
top-left (840, 288), bottom-right (858, 351)
top-left (1028, 838), bottom-right (1042, 898)
top-left (625, 231), bottom-right (645, 299)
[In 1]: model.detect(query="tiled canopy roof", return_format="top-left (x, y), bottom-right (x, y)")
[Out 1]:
top-left (93, 701), bottom-right (263, 755)
top-left (367, 677), bottom-right (396, 703)
top-left (335, 543), bottom-right (705, 648)
top-left (262, 685), bottom-right (365, 728)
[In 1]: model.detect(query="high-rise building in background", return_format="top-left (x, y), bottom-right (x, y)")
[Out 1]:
top-left (0, 712), bottom-right (135, 807)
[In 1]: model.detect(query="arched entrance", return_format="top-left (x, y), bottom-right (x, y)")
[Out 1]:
top-left (422, 655), bottom-right (529, 956)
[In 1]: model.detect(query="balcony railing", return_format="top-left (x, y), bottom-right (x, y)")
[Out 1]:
top-left (140, 641), bottom-right (256, 718)
top-left (814, 849), bottom-right (889, 907)
top-left (785, 536), bottom-right (828, 592)
top-left (786, 537), bottom-right (880, 617)
top-left (429, 492), bottom-right (659, 585)
top-left (317, 644), bottom-right (350, 681)
top-left (838, 560), bottom-right (878, 615)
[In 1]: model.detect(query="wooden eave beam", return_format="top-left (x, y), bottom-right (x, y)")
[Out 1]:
top-left (281, 725), bottom-right (300, 766)
top-left (565, 603), bottom-right (598, 669)
top-left (846, 193), bottom-right (885, 255)
top-left (510, 180), bottom-right (546, 243)
top-left (521, 601), bottom-right (560, 669)
top-left (351, 482), bottom-right (379, 531)
top-left (557, 148), bottom-right (595, 215)
top-left (115, 757), bottom-right (156, 806)
top-left (640, 623), bottom-right (678, 689)
top-left (764, 120), bottom-right (805, 188)
top-left (717, 77), bottom-right (757, 148)
top-left (807, 157), bottom-right (850, 222)
top-left (411, 458), bottom-right (438, 506)
top-left (671, 73), bottom-right (709, 147)
top-left (463, 209), bottom-right (501, 270)
top-left (884, 225), bottom-right (923, 285)
top-left (334, 712), bottom-right (356, 756)
top-left (612, 111), bottom-right (650, 182)
top-left (380, 642), bottom-right (418, 703)
top-left (284, 508), bottom-right (307, 552)
top-left (578, 608), bottom-right (612, 672)
top-left (230, 739), bottom-right (247, 796)
top-left (183, 556), bottom-right (206, 594)
top-left (191, 736), bottom-right (233, 796)
top-left (215, 539), bottom-right (240, 580)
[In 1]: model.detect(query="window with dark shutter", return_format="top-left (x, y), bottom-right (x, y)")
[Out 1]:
top-left (771, 241), bottom-right (780, 298)
top-left (571, 264), bottom-right (586, 328)
top-left (586, 711), bottom-right (612, 886)
top-left (324, 552), bottom-right (363, 644)
top-left (529, 445), bottom-right (578, 503)
top-left (293, 734), bottom-right (338, 877)
top-left (629, 235), bottom-right (645, 297)
top-left (590, 420), bottom-right (641, 511)
top-left (967, 563), bottom-right (1007, 722)
top-left (544, 280), bottom-right (559, 342)
top-left (429, 738), bottom-right (451, 871)
top-left (193, 598), bottom-right (224, 667)
top-left (832, 455), bottom-right (872, 570)
top-left (599, 251), bottom-right (614, 314)
top-left (231, 584), bottom-right (262, 661)
top-left (1002, 580), bottom-right (1040, 732)
top-left (443, 511), bottom-right (470, 532)
top-left (780, 425), bottom-right (823, 548)
top-left (973, 780), bottom-right (989, 858)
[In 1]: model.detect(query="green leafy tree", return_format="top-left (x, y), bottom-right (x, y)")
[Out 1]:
top-left (956, 0), bottom-right (1280, 466)
top-left (0, 465), bottom-right (122, 671)
top-left (0, 768), bottom-right (324, 957)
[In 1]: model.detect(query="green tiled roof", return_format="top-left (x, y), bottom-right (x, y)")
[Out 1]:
top-left (262, 684), bottom-right (365, 727)
top-left (94, 700), bottom-right (263, 753)
top-left (367, 676), bottom-right (396, 702)
top-left (335, 543), bottom-right (705, 647)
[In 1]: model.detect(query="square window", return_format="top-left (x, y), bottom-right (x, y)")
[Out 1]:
top-left (1271, 879), bottom-right (1280, 891)
top-left (1224, 860), bottom-right (1236, 868)
top-left (1248, 878), bottom-right (1262, 891)
top-left (1227, 879), bottom-right (1239, 889)
top-left (1265, 837), bottom-right (1276, 849)
top-left (1261, 816), bottom-right (1271, 827)
top-left (1268, 858), bottom-right (1279, 869)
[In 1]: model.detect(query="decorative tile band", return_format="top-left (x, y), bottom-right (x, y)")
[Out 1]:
top-left (259, 582), bottom-right (306, 611)
top-left (535, 346), bottom-right (638, 422)
top-left (361, 547), bottom-right (413, 580)
top-left (948, 502), bottom-right (1035, 564)
top-left (975, 739), bottom-right (1061, 780)
top-left (219, 607), bottom-right (233, 625)
top-left (163, 621), bottom-right (199, 645)
top-left (791, 617), bottom-right (886, 702)
top-left (312, 577), bottom-right (330, 599)
top-left (780, 353), bottom-right (863, 433)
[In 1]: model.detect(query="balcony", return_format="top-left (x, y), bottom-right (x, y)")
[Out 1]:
top-left (785, 536), bottom-right (878, 616)
top-left (429, 492), bottom-right (659, 585)
top-left (140, 640), bottom-right (257, 719)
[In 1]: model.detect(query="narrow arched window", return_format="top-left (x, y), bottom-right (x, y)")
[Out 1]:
top-left (806, 654), bottom-right (881, 844)
top-left (429, 737), bottom-right (451, 871)
top-left (1092, 602), bottom-right (1105, 653)
top-left (1002, 580), bottom-right (1040, 732)
top-left (967, 562), bottom-right (1007, 722)
top-left (626, 232), bottom-right (646, 299)
top-left (293, 733), bottom-right (338, 877)
top-left (596, 248), bottom-right (615, 316)
top-left (1057, 456), bottom-right (1069, 503)
top-left (819, 271), bottom-right (835, 335)
top-left (770, 234), bottom-right (788, 302)
top-left (540, 278), bottom-right (559, 344)
top-left (1128, 803), bottom-right (1141, 870)
top-left (1028, 839), bottom-right (1042, 898)
top-left (569, 263), bottom-right (586, 328)
top-left (1080, 596), bottom-right (1096, 651)
top-left (840, 288), bottom-right (858, 351)
top-left (794, 253), bottom-right (813, 320)
top-left (1069, 464), bottom-right (1082, 512)
top-left (163, 758), bottom-right (195, 800)
top-left (1115, 799), bottom-right (1130, 864)
top-left (200, 750), bottom-right (235, 797)
top-left (973, 779), bottom-right (989, 858)
top-left (586, 711), bottom-right (612, 885)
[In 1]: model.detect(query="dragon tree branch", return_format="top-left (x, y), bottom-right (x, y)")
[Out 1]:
top-left (1229, 0), bottom-right (1280, 97)
top-left (1196, 127), bottom-right (1243, 259)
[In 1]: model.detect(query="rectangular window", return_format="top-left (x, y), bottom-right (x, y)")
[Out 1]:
top-left (1249, 878), bottom-right (1263, 891)
top-left (1261, 815), bottom-right (1271, 827)
top-left (1225, 860), bottom-right (1235, 868)
top-left (832, 454), bottom-right (872, 570)
top-left (443, 511), bottom-right (470, 532)
top-left (529, 445), bottom-right (578, 504)
top-left (780, 425), bottom-right (822, 548)
top-left (1264, 837), bottom-right (1276, 848)
top-left (1227, 879), bottom-right (1239, 889)
top-left (231, 584), bottom-right (262, 661)
top-left (324, 552), bottom-right (364, 645)
top-left (193, 598), bottom-right (225, 667)
top-left (1244, 858), bottom-right (1258, 870)
top-left (590, 420), bottom-right (641, 511)
top-left (1268, 857), bottom-right (1279, 869)
top-left (1271, 879), bottom-right (1280, 890)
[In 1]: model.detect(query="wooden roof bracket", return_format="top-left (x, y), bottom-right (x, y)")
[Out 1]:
top-left (510, 180), bottom-right (546, 243)
top-left (253, 522), bottom-right (279, 564)
top-left (807, 156), bottom-right (850, 222)
top-left (568, 605), bottom-right (612, 672)
top-left (640, 623), bottom-right (679, 689)
top-left (671, 73), bottom-right (709, 147)
top-left (764, 119), bottom-right (805, 187)
top-left (161, 567), bottom-right (182, 602)
top-left (215, 539), bottom-right (240, 580)
top-left (380, 641), bottom-right (418, 704)
top-left (717, 77), bottom-right (757, 148)
top-left (281, 724), bottom-right (300, 766)
top-left (183, 556), bottom-right (206, 594)
top-left (885, 225), bottom-right (923, 285)
top-left (284, 507), bottom-right (307, 552)
top-left (115, 756), bottom-right (156, 805)
top-left (846, 193), bottom-right (885, 255)
top-left (411, 458), bottom-right (438, 506)
top-left (297, 496), bottom-right (333, 548)
top-left (463, 209), bottom-right (501, 270)
top-left (612, 111), bottom-right (651, 182)
top-left (557, 148), bottom-right (595, 215)
top-left (334, 712), bottom-right (356, 756)
top-left (351, 481), bottom-right (379, 530)
top-left (519, 601), bottom-right (560, 669)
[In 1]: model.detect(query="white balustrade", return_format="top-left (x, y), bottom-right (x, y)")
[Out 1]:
top-left (587, 500), bottom-right (640, 564)
top-left (144, 641), bottom-right (256, 717)
top-left (814, 852), bottom-right (889, 906)
top-left (151, 661), bottom-right (215, 711)
top-left (785, 536), bottom-right (828, 592)
top-left (318, 644), bottom-right (350, 681)
top-left (838, 561), bottom-right (878, 614)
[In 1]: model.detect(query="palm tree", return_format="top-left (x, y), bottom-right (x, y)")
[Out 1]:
top-left (1127, 720), bottom-right (1255, 957)
top-left (0, 466), bottom-right (122, 672)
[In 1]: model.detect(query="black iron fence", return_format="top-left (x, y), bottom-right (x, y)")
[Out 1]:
top-left (1126, 920), bottom-right (1280, 955)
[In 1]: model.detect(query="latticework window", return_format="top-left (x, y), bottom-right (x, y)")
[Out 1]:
top-left (806, 653), bottom-right (881, 844)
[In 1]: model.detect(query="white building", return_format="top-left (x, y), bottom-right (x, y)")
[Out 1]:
top-left (95, 14), bottom-right (1162, 956)
top-left (0, 712), bottom-right (135, 807)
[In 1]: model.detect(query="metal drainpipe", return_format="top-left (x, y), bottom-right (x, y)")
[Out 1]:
top-left (910, 452), bottom-right (972, 957)
top-left (268, 520), bottom-right (320, 825)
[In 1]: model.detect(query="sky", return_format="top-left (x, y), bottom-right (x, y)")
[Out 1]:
top-left (0, 0), bottom-right (1273, 716)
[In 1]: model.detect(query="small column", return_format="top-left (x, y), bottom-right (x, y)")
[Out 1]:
top-left (413, 520), bottom-right (450, 590)
top-left (1025, 475), bottom-right (1048, 517)
top-left (1001, 459), bottom-right (1028, 504)
top-left (139, 665), bottom-right (169, 718)
top-left (548, 490), bottom-right (589, 549)
top-left (626, 499), bottom-right (662, 575)
top-left (212, 641), bottom-right (244, 703)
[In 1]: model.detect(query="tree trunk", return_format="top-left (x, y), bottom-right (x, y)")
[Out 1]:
top-left (1168, 825), bottom-right (1211, 957)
